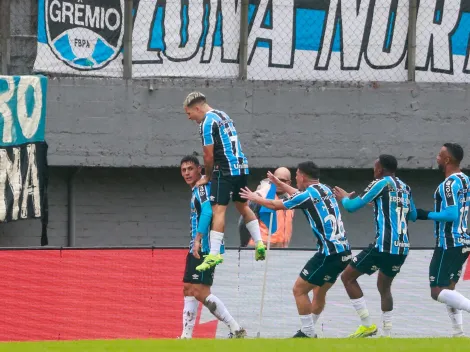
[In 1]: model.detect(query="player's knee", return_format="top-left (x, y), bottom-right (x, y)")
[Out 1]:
top-left (430, 287), bottom-right (442, 301)
top-left (292, 283), bottom-right (304, 298)
top-left (341, 271), bottom-right (353, 285)
top-left (183, 283), bottom-right (193, 296)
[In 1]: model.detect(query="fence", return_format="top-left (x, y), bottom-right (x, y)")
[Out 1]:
top-left (0, 247), bottom-right (469, 341)
top-left (1, 0), bottom-right (470, 82)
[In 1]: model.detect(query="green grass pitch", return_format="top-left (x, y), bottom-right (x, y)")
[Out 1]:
top-left (0, 338), bottom-right (468, 352)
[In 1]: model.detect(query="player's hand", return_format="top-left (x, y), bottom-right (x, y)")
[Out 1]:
top-left (196, 175), bottom-right (209, 187)
top-left (416, 209), bottom-right (430, 220)
top-left (192, 239), bottom-right (201, 259)
top-left (267, 171), bottom-right (282, 185)
top-left (239, 186), bottom-right (257, 201)
top-left (333, 186), bottom-right (355, 201)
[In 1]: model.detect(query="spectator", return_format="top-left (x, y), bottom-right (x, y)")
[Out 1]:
top-left (238, 167), bottom-right (295, 248)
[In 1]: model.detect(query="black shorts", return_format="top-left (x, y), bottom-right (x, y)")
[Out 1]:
top-left (210, 170), bottom-right (248, 206)
top-left (429, 246), bottom-right (470, 287)
top-left (182, 252), bottom-right (215, 286)
top-left (350, 244), bottom-right (407, 278)
top-left (299, 250), bottom-right (352, 286)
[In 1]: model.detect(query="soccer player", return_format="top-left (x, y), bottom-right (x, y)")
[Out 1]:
top-left (415, 143), bottom-right (470, 337)
top-left (180, 155), bottom-right (246, 339)
top-left (184, 92), bottom-right (266, 271)
top-left (333, 155), bottom-right (417, 338)
top-left (240, 161), bottom-right (352, 338)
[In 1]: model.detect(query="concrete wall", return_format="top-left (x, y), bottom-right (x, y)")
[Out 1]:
top-left (0, 167), bottom-right (450, 249)
top-left (43, 78), bottom-right (470, 169)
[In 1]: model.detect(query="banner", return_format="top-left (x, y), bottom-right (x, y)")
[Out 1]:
top-left (34, 0), bottom-right (125, 77)
top-left (0, 248), bottom-right (468, 341)
top-left (33, 0), bottom-right (470, 82)
top-left (0, 76), bottom-right (49, 246)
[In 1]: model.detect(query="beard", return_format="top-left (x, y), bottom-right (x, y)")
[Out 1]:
top-left (438, 163), bottom-right (445, 172)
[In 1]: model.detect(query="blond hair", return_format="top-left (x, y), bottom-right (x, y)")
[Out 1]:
top-left (183, 92), bottom-right (207, 108)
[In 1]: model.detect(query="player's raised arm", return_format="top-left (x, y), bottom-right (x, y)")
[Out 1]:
top-left (267, 170), bottom-right (298, 196)
top-left (335, 179), bottom-right (386, 213)
top-left (239, 187), bottom-right (287, 210)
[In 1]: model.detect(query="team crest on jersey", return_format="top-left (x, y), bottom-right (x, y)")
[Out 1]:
top-left (45, 0), bottom-right (125, 70)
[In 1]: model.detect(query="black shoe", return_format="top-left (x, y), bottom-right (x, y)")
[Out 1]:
top-left (293, 330), bottom-right (318, 338)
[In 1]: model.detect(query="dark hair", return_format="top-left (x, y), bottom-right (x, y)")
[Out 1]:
top-left (180, 155), bottom-right (200, 167)
top-left (443, 143), bottom-right (464, 163)
top-left (378, 154), bottom-right (398, 173)
top-left (297, 161), bottom-right (320, 179)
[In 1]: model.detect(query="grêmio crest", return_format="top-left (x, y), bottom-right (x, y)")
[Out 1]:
top-left (45, 0), bottom-right (124, 70)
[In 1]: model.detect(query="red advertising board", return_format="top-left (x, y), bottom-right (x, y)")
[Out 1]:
top-left (0, 249), bottom-right (218, 341)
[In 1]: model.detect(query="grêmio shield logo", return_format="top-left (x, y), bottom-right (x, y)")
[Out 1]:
top-left (45, 0), bottom-right (124, 70)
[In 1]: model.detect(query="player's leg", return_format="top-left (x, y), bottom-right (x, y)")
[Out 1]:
top-left (429, 247), bottom-right (470, 336)
top-left (181, 253), bottom-right (200, 339)
top-left (341, 245), bottom-right (379, 337)
top-left (292, 276), bottom-right (317, 338)
top-left (376, 253), bottom-right (407, 337)
top-left (445, 281), bottom-right (464, 337)
top-left (308, 251), bottom-right (351, 336)
top-left (233, 175), bottom-right (266, 260)
top-left (292, 252), bottom-right (342, 338)
top-left (191, 266), bottom-right (246, 338)
top-left (196, 172), bottom-right (230, 271)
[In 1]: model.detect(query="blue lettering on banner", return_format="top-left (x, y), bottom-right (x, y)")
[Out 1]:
top-left (34, 0), bottom-right (470, 80)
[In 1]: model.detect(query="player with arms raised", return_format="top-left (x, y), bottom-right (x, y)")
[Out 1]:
top-left (180, 155), bottom-right (246, 339)
top-left (415, 143), bottom-right (470, 337)
top-left (184, 92), bottom-right (266, 271)
top-left (240, 161), bottom-right (352, 338)
top-left (334, 155), bottom-right (417, 338)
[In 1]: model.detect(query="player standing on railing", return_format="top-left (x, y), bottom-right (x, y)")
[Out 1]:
top-left (179, 155), bottom-right (246, 339)
top-left (240, 161), bottom-right (352, 338)
top-left (334, 155), bottom-right (417, 338)
top-left (415, 143), bottom-right (470, 338)
top-left (183, 92), bottom-right (266, 271)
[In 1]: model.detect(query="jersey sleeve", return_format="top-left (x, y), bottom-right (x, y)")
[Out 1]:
top-left (359, 179), bottom-right (387, 203)
top-left (283, 190), bottom-right (312, 210)
top-left (197, 185), bottom-right (210, 205)
top-left (201, 115), bottom-right (215, 146)
top-left (441, 178), bottom-right (459, 208)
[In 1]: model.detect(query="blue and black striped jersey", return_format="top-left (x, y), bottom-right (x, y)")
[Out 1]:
top-left (283, 183), bottom-right (350, 256)
top-left (434, 172), bottom-right (470, 249)
top-left (200, 110), bottom-right (249, 176)
top-left (190, 184), bottom-right (211, 254)
top-left (359, 176), bottom-right (415, 255)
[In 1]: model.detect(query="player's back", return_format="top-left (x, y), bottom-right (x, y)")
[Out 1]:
top-left (200, 109), bottom-right (249, 176)
top-left (367, 176), bottom-right (413, 255)
top-left (434, 172), bottom-right (470, 248)
top-left (303, 183), bottom-right (350, 256)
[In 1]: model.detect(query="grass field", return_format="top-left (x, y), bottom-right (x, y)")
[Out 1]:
top-left (0, 338), bottom-right (468, 352)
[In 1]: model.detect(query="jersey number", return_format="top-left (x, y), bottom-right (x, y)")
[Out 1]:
top-left (324, 214), bottom-right (345, 240)
top-left (459, 206), bottom-right (469, 234)
top-left (229, 135), bottom-right (240, 158)
top-left (395, 206), bottom-right (409, 235)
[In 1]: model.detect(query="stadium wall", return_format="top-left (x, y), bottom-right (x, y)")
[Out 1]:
top-left (0, 167), bottom-right (447, 248)
top-left (44, 78), bottom-right (470, 169)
